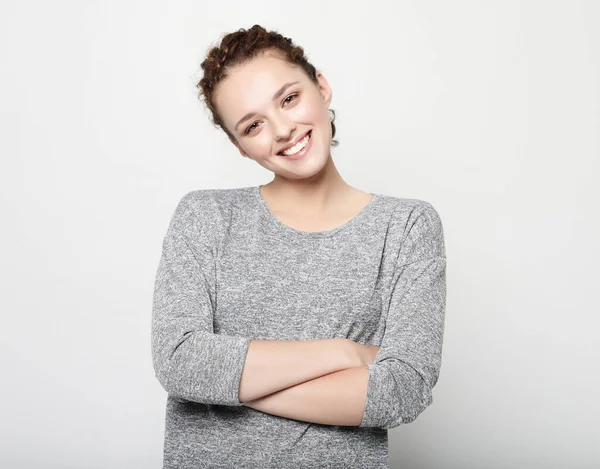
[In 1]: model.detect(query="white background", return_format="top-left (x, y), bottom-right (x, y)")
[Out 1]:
top-left (1, 1), bottom-right (598, 468)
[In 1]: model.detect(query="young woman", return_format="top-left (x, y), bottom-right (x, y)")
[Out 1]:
top-left (151, 24), bottom-right (447, 469)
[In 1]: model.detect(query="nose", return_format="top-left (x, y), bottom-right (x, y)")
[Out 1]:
top-left (273, 115), bottom-right (297, 142)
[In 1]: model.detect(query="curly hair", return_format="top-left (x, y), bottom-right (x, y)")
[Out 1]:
top-left (196, 24), bottom-right (339, 148)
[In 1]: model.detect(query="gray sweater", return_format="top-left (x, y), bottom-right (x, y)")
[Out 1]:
top-left (151, 185), bottom-right (446, 468)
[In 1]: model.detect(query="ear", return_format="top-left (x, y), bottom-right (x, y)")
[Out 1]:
top-left (316, 71), bottom-right (333, 108)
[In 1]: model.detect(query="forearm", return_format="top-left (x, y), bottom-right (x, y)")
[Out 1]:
top-left (242, 365), bottom-right (370, 426)
top-left (238, 338), bottom-right (359, 402)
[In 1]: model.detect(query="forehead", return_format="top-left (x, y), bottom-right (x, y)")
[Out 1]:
top-left (214, 53), bottom-right (308, 117)
top-left (226, 53), bottom-right (304, 91)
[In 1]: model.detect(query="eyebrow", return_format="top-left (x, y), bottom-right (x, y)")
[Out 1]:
top-left (234, 81), bottom-right (300, 131)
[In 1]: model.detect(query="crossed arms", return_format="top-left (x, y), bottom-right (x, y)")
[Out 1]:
top-left (238, 338), bottom-right (379, 426)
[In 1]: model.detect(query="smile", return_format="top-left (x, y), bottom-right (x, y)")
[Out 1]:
top-left (278, 131), bottom-right (312, 158)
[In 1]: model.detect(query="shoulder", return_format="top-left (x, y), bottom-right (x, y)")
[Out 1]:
top-left (168, 186), bottom-right (255, 242)
top-left (376, 195), bottom-right (445, 260)
top-left (377, 194), bottom-right (443, 231)
top-left (175, 186), bottom-right (253, 219)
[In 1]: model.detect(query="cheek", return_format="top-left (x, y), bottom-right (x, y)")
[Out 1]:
top-left (297, 97), bottom-right (328, 125)
top-left (251, 131), bottom-right (276, 156)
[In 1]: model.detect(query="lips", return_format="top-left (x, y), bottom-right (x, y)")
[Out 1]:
top-left (277, 130), bottom-right (311, 155)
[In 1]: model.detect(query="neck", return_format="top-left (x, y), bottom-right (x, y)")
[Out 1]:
top-left (261, 156), bottom-right (353, 216)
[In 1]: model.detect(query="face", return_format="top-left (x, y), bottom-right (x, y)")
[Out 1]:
top-left (213, 50), bottom-right (333, 180)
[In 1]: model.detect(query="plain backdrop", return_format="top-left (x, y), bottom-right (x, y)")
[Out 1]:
top-left (1, 1), bottom-right (598, 468)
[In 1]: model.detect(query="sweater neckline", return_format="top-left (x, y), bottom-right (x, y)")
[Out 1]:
top-left (253, 185), bottom-right (379, 239)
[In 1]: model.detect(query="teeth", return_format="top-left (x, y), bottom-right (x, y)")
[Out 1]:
top-left (281, 132), bottom-right (310, 156)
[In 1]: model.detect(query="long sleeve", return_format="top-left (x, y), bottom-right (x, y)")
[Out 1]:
top-left (359, 202), bottom-right (447, 429)
top-left (151, 191), bottom-right (252, 406)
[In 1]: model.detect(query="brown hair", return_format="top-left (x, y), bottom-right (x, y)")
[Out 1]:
top-left (196, 24), bottom-right (339, 147)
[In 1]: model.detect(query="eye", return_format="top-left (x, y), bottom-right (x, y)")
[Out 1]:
top-left (245, 121), bottom-right (260, 134)
top-left (283, 93), bottom-right (299, 106)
